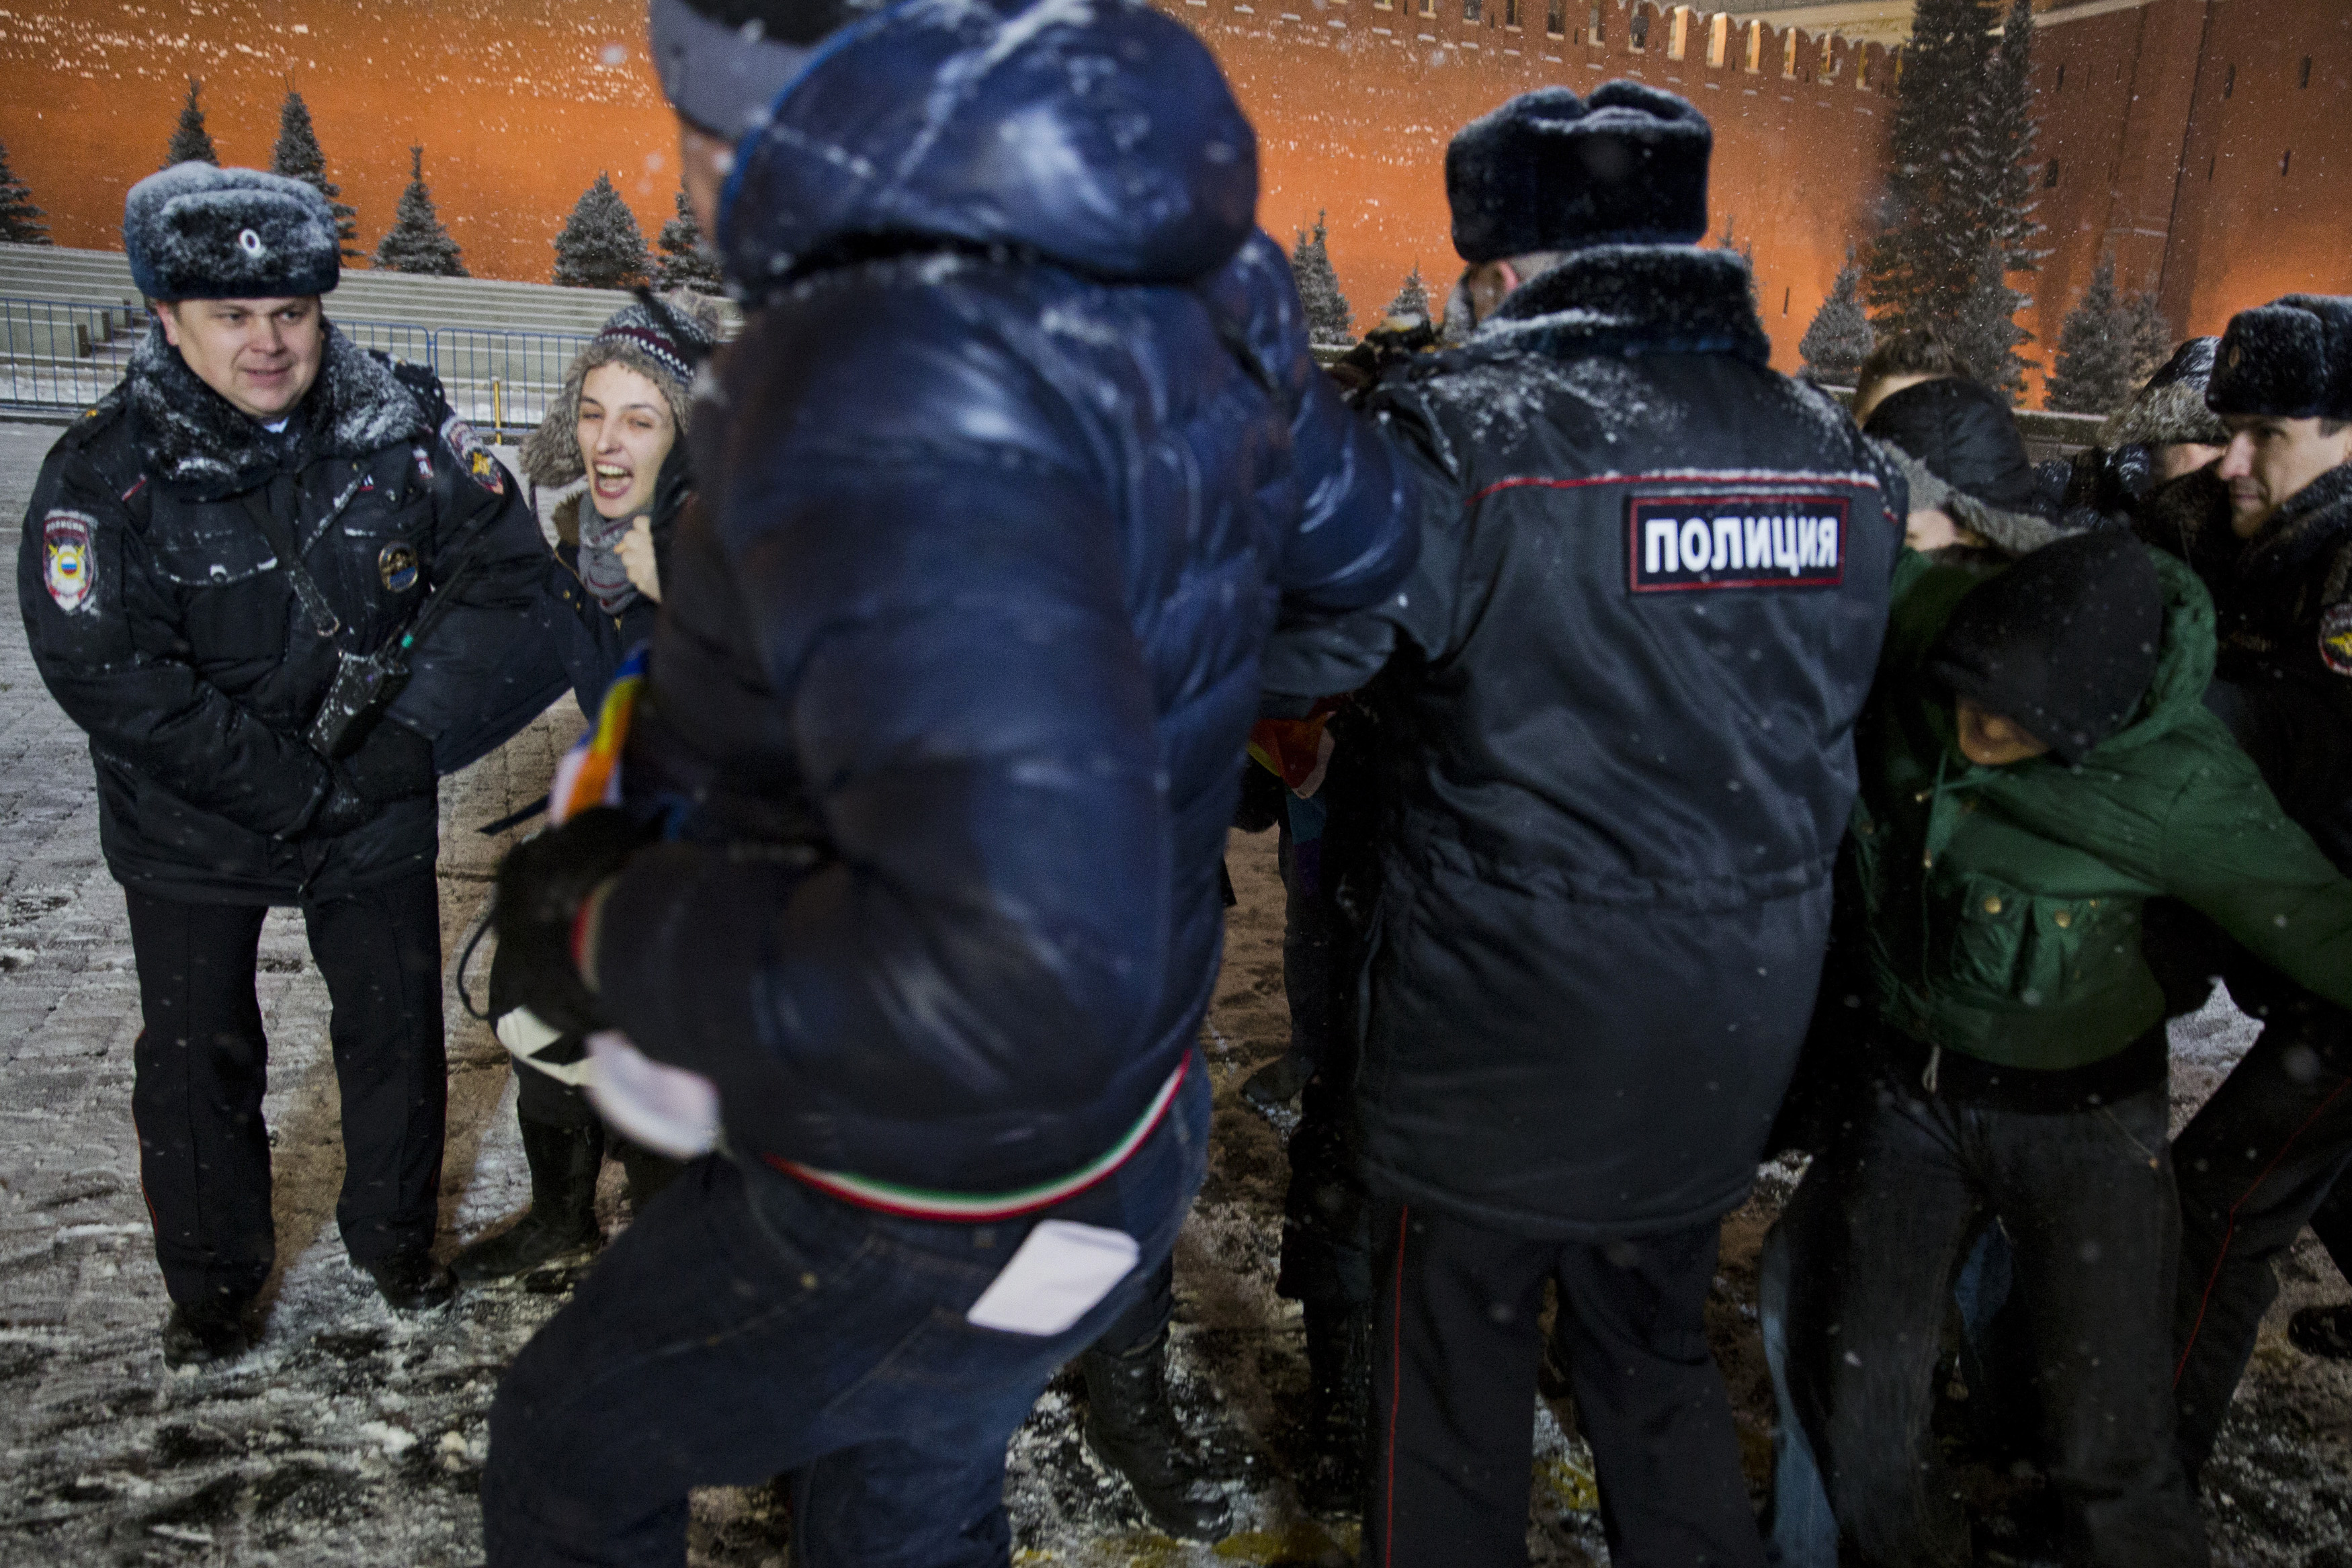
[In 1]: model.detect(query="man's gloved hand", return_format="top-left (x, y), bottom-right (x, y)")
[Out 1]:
top-left (491, 808), bottom-right (658, 1037)
top-left (344, 719), bottom-right (439, 805)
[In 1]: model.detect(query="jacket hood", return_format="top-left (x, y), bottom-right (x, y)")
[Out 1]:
top-left (718, 0), bottom-right (1259, 298)
top-left (1925, 531), bottom-right (2163, 765)
top-left (1865, 376), bottom-right (2038, 513)
top-left (2028, 545), bottom-right (2214, 763)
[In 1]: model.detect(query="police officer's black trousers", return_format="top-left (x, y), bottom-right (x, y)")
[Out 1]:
top-left (126, 872), bottom-right (446, 1307)
top-left (1364, 1197), bottom-right (1765, 1568)
top-left (2171, 978), bottom-right (2352, 1479)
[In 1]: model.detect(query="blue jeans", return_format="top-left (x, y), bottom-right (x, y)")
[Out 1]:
top-left (481, 1067), bottom-right (1210, 1568)
top-left (1759, 1219), bottom-right (1837, 1568)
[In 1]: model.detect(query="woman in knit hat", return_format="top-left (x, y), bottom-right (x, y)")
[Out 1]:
top-left (520, 289), bottom-right (721, 712)
top-left (455, 290), bottom-right (722, 1284)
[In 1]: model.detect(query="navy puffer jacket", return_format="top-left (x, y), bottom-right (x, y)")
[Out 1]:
top-left (590, 0), bottom-right (1414, 1197)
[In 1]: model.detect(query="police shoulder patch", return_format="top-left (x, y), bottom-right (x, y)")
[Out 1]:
top-left (42, 510), bottom-right (96, 613)
top-left (439, 414), bottom-right (505, 496)
top-left (2320, 601), bottom-right (2352, 677)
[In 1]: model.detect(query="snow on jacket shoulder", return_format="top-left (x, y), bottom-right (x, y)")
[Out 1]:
top-left (588, 0), bottom-right (1414, 1199)
top-left (1852, 547), bottom-right (2352, 1072)
top-left (1263, 245), bottom-right (1903, 1239)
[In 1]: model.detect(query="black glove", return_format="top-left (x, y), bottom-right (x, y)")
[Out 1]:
top-left (344, 719), bottom-right (439, 805)
top-left (491, 808), bottom-right (657, 1037)
top-left (291, 772), bottom-right (376, 841)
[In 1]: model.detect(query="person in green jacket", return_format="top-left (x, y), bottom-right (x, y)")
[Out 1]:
top-left (1775, 530), bottom-right (2352, 1568)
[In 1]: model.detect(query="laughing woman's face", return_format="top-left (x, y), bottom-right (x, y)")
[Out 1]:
top-left (577, 362), bottom-right (677, 521)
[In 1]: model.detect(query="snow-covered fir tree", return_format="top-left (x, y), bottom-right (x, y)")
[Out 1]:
top-left (270, 88), bottom-right (360, 261)
top-left (2122, 288), bottom-right (2175, 388)
top-left (2044, 257), bottom-right (2138, 414)
top-left (1954, 249), bottom-right (2033, 404)
top-left (374, 147), bottom-right (468, 277)
top-left (0, 141), bottom-right (49, 245)
top-left (167, 78), bottom-right (218, 168)
top-left (1384, 264), bottom-right (1431, 322)
top-left (1800, 252), bottom-right (1873, 384)
top-left (1863, 0), bottom-right (1992, 337)
top-left (1973, 0), bottom-right (2044, 277)
top-left (653, 188), bottom-right (722, 292)
top-left (553, 173), bottom-right (650, 290)
top-left (1290, 213), bottom-right (1352, 345)
top-left (1951, 0), bottom-right (2043, 394)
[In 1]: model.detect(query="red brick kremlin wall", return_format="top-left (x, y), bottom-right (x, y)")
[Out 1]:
top-left (0, 1), bottom-right (2347, 394)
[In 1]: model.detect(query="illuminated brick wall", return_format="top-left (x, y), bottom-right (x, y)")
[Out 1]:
top-left (1, 0), bottom-right (2345, 393)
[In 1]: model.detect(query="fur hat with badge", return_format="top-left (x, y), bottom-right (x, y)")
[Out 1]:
top-left (125, 163), bottom-right (341, 302)
top-left (519, 290), bottom-right (726, 491)
top-left (2207, 294), bottom-right (2352, 421)
top-left (1445, 82), bottom-right (1710, 263)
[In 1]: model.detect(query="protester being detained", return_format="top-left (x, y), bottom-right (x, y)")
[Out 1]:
top-left (1777, 531), bottom-right (2352, 1568)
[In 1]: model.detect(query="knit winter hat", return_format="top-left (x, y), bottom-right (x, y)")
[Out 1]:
top-left (520, 290), bottom-right (724, 488)
top-left (1925, 531), bottom-right (2165, 766)
top-left (125, 163), bottom-right (341, 302)
top-left (652, 0), bottom-right (876, 136)
top-left (2208, 294), bottom-right (2352, 421)
top-left (1445, 83), bottom-right (1710, 264)
top-left (2099, 336), bottom-right (2228, 451)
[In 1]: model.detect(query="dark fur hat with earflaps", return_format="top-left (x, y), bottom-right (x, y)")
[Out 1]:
top-left (126, 163), bottom-right (342, 302)
top-left (1445, 81), bottom-right (1711, 264)
top-left (520, 289), bottom-right (726, 490)
top-left (2208, 295), bottom-right (2352, 421)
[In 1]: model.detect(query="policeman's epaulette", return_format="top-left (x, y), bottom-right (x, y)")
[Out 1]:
top-left (388, 357), bottom-right (455, 427)
top-left (53, 387), bottom-right (129, 451)
top-left (2322, 534), bottom-right (2352, 609)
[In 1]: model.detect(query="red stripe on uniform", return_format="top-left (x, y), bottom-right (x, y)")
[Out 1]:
top-left (2175, 1073), bottom-right (2352, 1384)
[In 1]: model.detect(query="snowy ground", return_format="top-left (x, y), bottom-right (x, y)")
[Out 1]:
top-left (0, 417), bottom-right (2346, 1566)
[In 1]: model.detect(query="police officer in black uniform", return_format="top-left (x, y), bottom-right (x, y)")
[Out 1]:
top-left (16, 165), bottom-right (559, 1366)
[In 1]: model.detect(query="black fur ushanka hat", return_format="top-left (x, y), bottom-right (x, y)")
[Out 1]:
top-left (1445, 81), bottom-right (1711, 264)
top-left (2208, 294), bottom-right (2352, 422)
top-left (125, 163), bottom-right (341, 302)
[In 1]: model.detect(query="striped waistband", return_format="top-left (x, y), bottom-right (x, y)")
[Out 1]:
top-left (765, 1054), bottom-right (1191, 1222)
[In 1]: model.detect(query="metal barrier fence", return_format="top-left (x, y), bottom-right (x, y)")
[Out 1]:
top-left (0, 298), bottom-right (593, 439)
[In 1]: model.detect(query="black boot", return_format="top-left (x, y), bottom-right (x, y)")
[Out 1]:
top-left (451, 1117), bottom-right (603, 1282)
top-left (162, 1293), bottom-right (259, 1368)
top-left (1296, 1302), bottom-right (1371, 1515)
top-left (1078, 1332), bottom-right (1232, 1540)
top-left (366, 1250), bottom-right (457, 1311)
top-left (2291, 1301), bottom-right (2352, 1360)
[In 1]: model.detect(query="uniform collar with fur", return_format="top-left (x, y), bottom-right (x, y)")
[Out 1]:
top-left (126, 320), bottom-right (427, 498)
top-left (1468, 245), bottom-right (1773, 366)
top-left (2240, 461), bottom-right (2352, 583)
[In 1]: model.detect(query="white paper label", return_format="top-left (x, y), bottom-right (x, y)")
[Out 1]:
top-left (964, 1220), bottom-right (1140, 1338)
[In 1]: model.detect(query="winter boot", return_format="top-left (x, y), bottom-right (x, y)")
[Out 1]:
top-left (1296, 1301), bottom-right (1371, 1516)
top-left (1078, 1331), bottom-right (1232, 1540)
top-left (451, 1118), bottom-right (603, 1282)
top-left (2291, 1301), bottom-right (2352, 1360)
top-left (161, 1292), bottom-right (259, 1369)
top-left (366, 1250), bottom-right (458, 1311)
